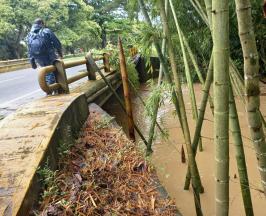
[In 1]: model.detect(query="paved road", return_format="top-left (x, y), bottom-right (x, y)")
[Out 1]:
top-left (0, 65), bottom-right (87, 119)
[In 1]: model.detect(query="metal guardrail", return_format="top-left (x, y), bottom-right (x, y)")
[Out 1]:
top-left (38, 52), bottom-right (114, 94)
top-left (0, 54), bottom-right (84, 73)
top-left (0, 59), bottom-right (30, 73)
top-left (0, 58), bottom-right (28, 66)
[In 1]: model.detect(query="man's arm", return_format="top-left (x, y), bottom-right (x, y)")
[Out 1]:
top-left (27, 35), bottom-right (37, 69)
top-left (46, 29), bottom-right (63, 58)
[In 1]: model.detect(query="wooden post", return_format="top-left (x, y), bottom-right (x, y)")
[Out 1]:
top-left (85, 54), bottom-right (96, 80)
top-left (54, 60), bottom-right (69, 93)
top-left (118, 37), bottom-right (135, 141)
top-left (103, 53), bottom-right (111, 73)
top-left (86, 52), bottom-right (148, 146)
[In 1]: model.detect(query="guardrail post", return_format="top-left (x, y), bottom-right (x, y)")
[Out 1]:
top-left (103, 53), bottom-right (111, 73)
top-left (85, 54), bottom-right (96, 80)
top-left (54, 60), bottom-right (69, 94)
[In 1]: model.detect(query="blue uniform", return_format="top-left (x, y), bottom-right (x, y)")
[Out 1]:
top-left (27, 24), bottom-right (62, 85)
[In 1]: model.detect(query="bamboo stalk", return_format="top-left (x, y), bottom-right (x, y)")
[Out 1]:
top-left (180, 24), bottom-right (215, 116)
top-left (137, 0), bottom-right (184, 133)
top-left (205, 0), bottom-right (266, 130)
top-left (189, 0), bottom-right (209, 25)
top-left (146, 0), bottom-right (169, 155)
top-left (157, 0), bottom-right (168, 85)
top-left (118, 37), bottom-right (135, 141)
top-left (169, 0), bottom-right (203, 151)
top-left (212, 0), bottom-right (230, 215)
top-left (234, 0), bottom-right (266, 195)
top-left (184, 54), bottom-right (213, 190)
top-left (229, 80), bottom-right (254, 216)
top-left (158, 0), bottom-right (203, 214)
top-left (230, 63), bottom-right (266, 128)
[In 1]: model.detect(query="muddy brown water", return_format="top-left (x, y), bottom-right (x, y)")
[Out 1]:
top-left (103, 84), bottom-right (266, 215)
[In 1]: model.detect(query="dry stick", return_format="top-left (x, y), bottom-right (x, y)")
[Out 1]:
top-left (86, 53), bottom-right (148, 146)
top-left (234, 0), bottom-right (266, 195)
top-left (184, 54), bottom-right (213, 190)
top-left (157, 0), bottom-right (203, 215)
top-left (118, 37), bottom-right (135, 141)
top-left (137, 0), bottom-right (184, 134)
top-left (229, 80), bottom-right (254, 216)
top-left (146, 0), bottom-right (169, 155)
top-left (213, 1), bottom-right (230, 215)
top-left (169, 0), bottom-right (203, 152)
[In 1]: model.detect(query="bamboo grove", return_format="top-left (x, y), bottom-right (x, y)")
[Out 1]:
top-left (133, 0), bottom-right (266, 215)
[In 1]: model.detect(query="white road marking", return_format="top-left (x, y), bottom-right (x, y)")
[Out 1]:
top-left (0, 76), bottom-right (25, 84)
top-left (0, 89), bottom-right (42, 108)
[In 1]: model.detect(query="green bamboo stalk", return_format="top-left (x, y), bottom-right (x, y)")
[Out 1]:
top-left (229, 80), bottom-right (254, 216)
top-left (169, 0), bottom-right (203, 151)
top-left (158, 0), bottom-right (204, 205)
top-left (230, 72), bottom-right (245, 103)
top-left (181, 30), bottom-right (205, 84)
top-left (234, 0), bottom-right (266, 194)
top-left (181, 27), bottom-right (215, 115)
top-left (230, 69), bottom-right (245, 103)
top-left (138, 0), bottom-right (184, 133)
top-left (203, 0), bottom-right (212, 29)
top-left (212, 0), bottom-right (230, 215)
top-left (229, 63), bottom-right (266, 128)
top-left (184, 54), bottom-right (213, 190)
top-left (189, 0), bottom-right (209, 25)
top-left (169, 0), bottom-right (198, 120)
top-left (146, 0), bottom-right (169, 155)
top-left (158, 0), bottom-right (168, 85)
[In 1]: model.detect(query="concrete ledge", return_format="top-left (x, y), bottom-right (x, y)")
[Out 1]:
top-left (0, 93), bottom-right (88, 216)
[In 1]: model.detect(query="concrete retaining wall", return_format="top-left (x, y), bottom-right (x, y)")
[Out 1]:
top-left (0, 72), bottom-right (121, 215)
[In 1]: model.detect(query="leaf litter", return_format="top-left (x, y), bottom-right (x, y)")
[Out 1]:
top-left (35, 110), bottom-right (178, 216)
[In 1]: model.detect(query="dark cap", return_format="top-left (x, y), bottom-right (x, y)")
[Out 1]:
top-left (34, 18), bottom-right (44, 25)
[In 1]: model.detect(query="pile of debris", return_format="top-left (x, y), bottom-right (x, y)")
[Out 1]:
top-left (35, 106), bottom-right (178, 215)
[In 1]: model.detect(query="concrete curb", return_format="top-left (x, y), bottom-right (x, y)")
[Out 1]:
top-left (0, 93), bottom-right (88, 215)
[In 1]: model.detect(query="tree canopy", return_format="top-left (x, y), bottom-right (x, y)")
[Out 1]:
top-left (0, 0), bottom-right (265, 74)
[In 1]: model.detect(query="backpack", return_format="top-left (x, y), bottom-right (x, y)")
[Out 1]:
top-left (28, 29), bottom-right (48, 57)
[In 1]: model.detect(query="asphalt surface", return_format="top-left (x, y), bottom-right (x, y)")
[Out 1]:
top-left (0, 65), bottom-right (87, 119)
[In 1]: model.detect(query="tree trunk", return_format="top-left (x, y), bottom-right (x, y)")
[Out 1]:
top-left (235, 0), bottom-right (266, 195)
top-left (212, 0), bottom-right (230, 215)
